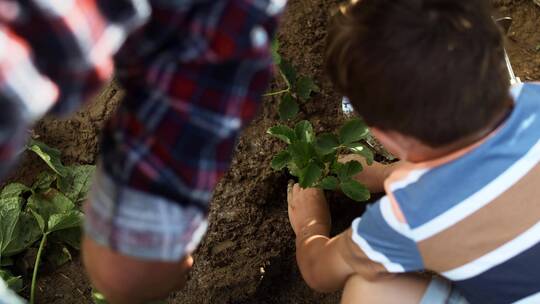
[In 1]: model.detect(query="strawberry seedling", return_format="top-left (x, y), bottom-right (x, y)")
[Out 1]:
top-left (267, 40), bottom-right (320, 120)
top-left (268, 118), bottom-right (374, 202)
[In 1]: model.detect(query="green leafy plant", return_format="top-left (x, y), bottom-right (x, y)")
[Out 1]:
top-left (267, 40), bottom-right (320, 120)
top-left (268, 118), bottom-right (374, 202)
top-left (0, 139), bottom-right (95, 304)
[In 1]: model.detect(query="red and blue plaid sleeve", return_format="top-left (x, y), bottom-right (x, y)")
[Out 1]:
top-left (0, 0), bottom-right (149, 176)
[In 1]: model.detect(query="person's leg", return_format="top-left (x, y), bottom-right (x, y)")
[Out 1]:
top-left (83, 236), bottom-right (193, 304)
top-left (342, 274), bottom-right (470, 304)
top-left (341, 274), bottom-right (430, 304)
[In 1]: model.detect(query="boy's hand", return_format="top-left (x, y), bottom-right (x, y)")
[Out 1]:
top-left (338, 155), bottom-right (403, 193)
top-left (287, 182), bottom-right (331, 238)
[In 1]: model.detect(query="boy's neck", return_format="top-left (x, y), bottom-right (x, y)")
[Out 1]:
top-left (408, 98), bottom-right (514, 163)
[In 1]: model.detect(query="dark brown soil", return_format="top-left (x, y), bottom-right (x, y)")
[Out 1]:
top-left (6, 1), bottom-right (540, 304)
top-left (500, 1), bottom-right (540, 81)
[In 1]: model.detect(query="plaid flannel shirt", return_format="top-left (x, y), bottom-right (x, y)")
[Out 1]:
top-left (0, 0), bottom-right (283, 261)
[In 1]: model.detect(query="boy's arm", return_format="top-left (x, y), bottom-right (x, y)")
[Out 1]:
top-left (288, 184), bottom-right (353, 291)
top-left (289, 173), bottom-right (427, 294)
top-left (339, 155), bottom-right (405, 193)
top-left (288, 184), bottom-right (388, 292)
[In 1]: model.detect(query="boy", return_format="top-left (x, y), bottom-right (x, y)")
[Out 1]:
top-left (287, 0), bottom-right (540, 303)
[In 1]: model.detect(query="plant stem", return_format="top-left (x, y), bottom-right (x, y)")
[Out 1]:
top-left (263, 88), bottom-right (290, 97)
top-left (278, 68), bottom-right (291, 87)
top-left (30, 233), bottom-right (47, 304)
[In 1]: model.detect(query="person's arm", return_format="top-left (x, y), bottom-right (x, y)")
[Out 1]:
top-left (288, 184), bottom-right (425, 293)
top-left (288, 184), bottom-right (357, 292)
top-left (338, 155), bottom-right (405, 193)
top-left (295, 231), bottom-right (357, 292)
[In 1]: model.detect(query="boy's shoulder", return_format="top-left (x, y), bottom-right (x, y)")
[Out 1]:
top-left (385, 82), bottom-right (540, 237)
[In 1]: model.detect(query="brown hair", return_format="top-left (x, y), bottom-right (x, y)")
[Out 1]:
top-left (326, 0), bottom-right (510, 147)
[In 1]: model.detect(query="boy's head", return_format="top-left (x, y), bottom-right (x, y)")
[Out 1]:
top-left (326, 0), bottom-right (511, 154)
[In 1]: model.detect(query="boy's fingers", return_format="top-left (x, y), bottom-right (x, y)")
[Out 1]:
top-left (184, 255), bottom-right (194, 268)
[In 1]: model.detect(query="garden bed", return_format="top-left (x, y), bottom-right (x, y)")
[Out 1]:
top-left (6, 0), bottom-right (540, 303)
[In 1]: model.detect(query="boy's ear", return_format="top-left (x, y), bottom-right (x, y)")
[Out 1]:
top-left (370, 127), bottom-right (412, 160)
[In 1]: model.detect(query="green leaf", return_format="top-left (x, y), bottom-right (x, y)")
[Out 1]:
top-left (315, 133), bottom-right (340, 155)
top-left (92, 289), bottom-right (109, 304)
top-left (3, 212), bottom-right (42, 256)
top-left (48, 210), bottom-right (83, 233)
top-left (267, 125), bottom-right (296, 144)
top-left (0, 257), bottom-right (13, 267)
top-left (1, 183), bottom-right (30, 199)
top-left (287, 162), bottom-right (302, 177)
top-left (57, 165), bottom-right (96, 203)
top-left (346, 143), bottom-right (375, 165)
top-left (279, 60), bottom-right (297, 88)
top-left (0, 269), bottom-right (23, 292)
top-left (331, 160), bottom-right (343, 174)
top-left (27, 190), bottom-right (75, 229)
top-left (30, 209), bottom-right (45, 233)
top-left (32, 171), bottom-right (57, 191)
top-left (0, 194), bottom-right (22, 255)
top-left (294, 120), bottom-right (314, 143)
top-left (271, 151), bottom-right (291, 170)
top-left (0, 183), bottom-right (29, 256)
top-left (279, 93), bottom-right (299, 120)
top-left (50, 227), bottom-right (81, 250)
top-left (319, 176), bottom-right (339, 191)
top-left (338, 160), bottom-right (363, 180)
top-left (296, 76), bottom-right (318, 101)
top-left (289, 141), bottom-right (314, 168)
top-left (340, 179), bottom-right (370, 201)
top-left (321, 150), bottom-right (338, 163)
top-left (27, 139), bottom-right (66, 176)
top-left (299, 162), bottom-right (323, 188)
top-left (339, 118), bottom-right (370, 144)
top-left (271, 39), bottom-right (281, 65)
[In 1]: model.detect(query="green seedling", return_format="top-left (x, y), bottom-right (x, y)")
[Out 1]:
top-left (267, 40), bottom-right (320, 120)
top-left (0, 139), bottom-right (95, 304)
top-left (268, 118), bottom-right (374, 202)
top-left (92, 289), bottom-right (108, 304)
top-left (92, 288), bottom-right (166, 304)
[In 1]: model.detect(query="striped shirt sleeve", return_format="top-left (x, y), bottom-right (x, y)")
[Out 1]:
top-left (350, 196), bottom-right (424, 273)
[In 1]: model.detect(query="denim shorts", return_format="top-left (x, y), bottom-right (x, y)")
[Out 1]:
top-left (420, 277), bottom-right (469, 304)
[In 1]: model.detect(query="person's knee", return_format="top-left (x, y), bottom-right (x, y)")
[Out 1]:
top-left (341, 275), bottom-right (371, 304)
top-left (82, 236), bottom-right (192, 304)
top-left (341, 274), bottom-right (430, 304)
